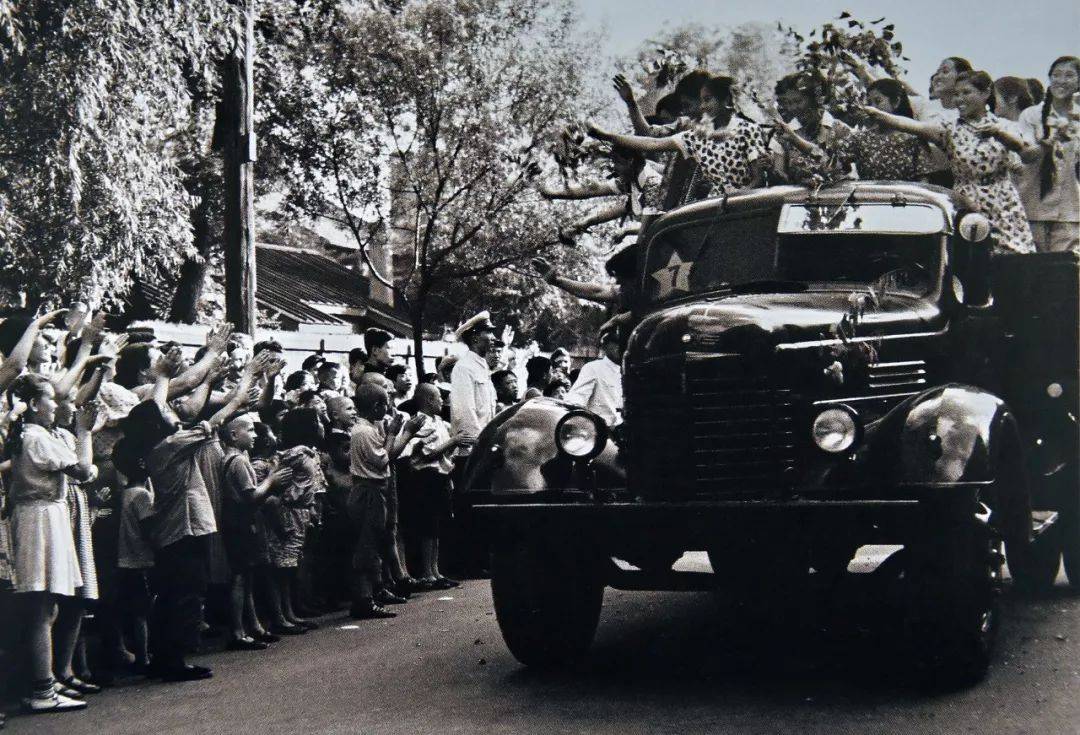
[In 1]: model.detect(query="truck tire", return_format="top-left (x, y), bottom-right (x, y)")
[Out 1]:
top-left (1006, 525), bottom-right (1062, 596)
top-left (905, 517), bottom-right (1002, 689)
top-left (491, 538), bottom-right (604, 668)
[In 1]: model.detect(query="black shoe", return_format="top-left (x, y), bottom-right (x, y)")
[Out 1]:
top-left (160, 664), bottom-right (213, 682)
top-left (293, 619), bottom-right (320, 631)
top-left (433, 576), bottom-right (461, 589)
top-left (60, 676), bottom-right (102, 695)
top-left (350, 604), bottom-right (397, 620)
top-left (226, 637), bottom-right (269, 651)
top-left (376, 589), bottom-right (407, 605)
top-left (252, 631), bottom-right (280, 643)
top-left (271, 623), bottom-right (307, 636)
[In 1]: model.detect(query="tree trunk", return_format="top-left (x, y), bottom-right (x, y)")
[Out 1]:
top-left (168, 170), bottom-right (212, 323)
top-left (411, 306), bottom-right (426, 379)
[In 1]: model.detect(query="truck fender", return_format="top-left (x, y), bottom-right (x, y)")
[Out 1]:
top-left (460, 398), bottom-right (622, 494)
top-left (871, 384), bottom-right (1030, 542)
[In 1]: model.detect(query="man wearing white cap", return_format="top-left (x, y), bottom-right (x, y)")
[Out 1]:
top-left (449, 311), bottom-right (498, 457)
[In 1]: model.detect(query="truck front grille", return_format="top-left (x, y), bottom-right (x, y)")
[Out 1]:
top-left (626, 355), bottom-right (798, 499)
top-left (688, 380), bottom-right (797, 493)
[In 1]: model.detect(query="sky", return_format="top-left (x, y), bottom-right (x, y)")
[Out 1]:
top-left (578, 0), bottom-right (1078, 92)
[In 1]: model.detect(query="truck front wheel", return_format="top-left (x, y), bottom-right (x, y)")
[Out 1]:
top-left (904, 516), bottom-right (1003, 689)
top-left (491, 537), bottom-right (604, 668)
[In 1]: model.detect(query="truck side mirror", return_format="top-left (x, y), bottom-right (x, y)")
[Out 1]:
top-left (952, 213), bottom-right (993, 307)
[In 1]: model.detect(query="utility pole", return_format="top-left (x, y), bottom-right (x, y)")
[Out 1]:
top-left (223, 0), bottom-right (257, 334)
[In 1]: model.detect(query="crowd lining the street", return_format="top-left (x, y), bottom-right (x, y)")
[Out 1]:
top-left (0, 42), bottom-right (1076, 723)
top-left (0, 307), bottom-right (622, 718)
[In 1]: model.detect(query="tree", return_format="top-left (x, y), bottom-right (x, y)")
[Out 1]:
top-left (262, 0), bottom-right (597, 374)
top-left (0, 1), bottom-right (246, 309)
top-left (619, 21), bottom-right (799, 119)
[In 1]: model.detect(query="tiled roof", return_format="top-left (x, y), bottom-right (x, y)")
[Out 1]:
top-left (256, 244), bottom-right (411, 334)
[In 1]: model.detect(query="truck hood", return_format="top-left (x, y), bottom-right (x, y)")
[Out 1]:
top-left (628, 290), bottom-right (944, 359)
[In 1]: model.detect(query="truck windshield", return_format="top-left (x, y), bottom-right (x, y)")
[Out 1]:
top-left (643, 209), bottom-right (942, 303)
top-left (776, 233), bottom-right (941, 297)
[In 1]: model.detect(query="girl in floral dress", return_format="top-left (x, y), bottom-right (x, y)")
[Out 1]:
top-left (770, 72), bottom-right (854, 187)
top-left (840, 79), bottom-right (931, 182)
top-left (587, 74), bottom-right (771, 200)
top-left (863, 70), bottom-right (1040, 253)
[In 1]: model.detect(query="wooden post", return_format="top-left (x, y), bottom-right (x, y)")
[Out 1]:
top-left (223, 0), bottom-right (257, 334)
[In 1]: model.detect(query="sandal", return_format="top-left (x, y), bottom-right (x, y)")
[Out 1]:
top-left (61, 676), bottom-right (102, 695)
top-left (53, 681), bottom-right (84, 699)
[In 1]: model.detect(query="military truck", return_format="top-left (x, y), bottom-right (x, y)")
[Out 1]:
top-left (463, 182), bottom-right (1079, 686)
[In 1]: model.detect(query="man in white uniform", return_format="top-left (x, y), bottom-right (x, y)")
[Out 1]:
top-left (565, 327), bottom-right (623, 427)
top-left (449, 311), bottom-right (498, 456)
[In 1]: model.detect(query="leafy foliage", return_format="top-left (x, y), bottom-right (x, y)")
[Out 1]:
top-left (0, 1), bottom-right (245, 308)
top-left (783, 12), bottom-right (910, 117)
top-left (261, 0), bottom-right (598, 365)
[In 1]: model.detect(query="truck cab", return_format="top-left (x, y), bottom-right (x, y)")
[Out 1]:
top-left (467, 182), bottom-right (1079, 687)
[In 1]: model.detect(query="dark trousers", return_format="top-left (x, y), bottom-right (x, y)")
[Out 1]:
top-left (347, 479), bottom-right (387, 603)
top-left (316, 492), bottom-right (352, 607)
top-left (150, 535), bottom-right (210, 668)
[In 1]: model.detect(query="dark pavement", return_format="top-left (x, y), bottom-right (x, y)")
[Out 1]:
top-left (9, 553), bottom-right (1080, 735)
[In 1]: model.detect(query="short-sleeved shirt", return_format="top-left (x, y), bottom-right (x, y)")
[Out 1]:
top-left (8, 424), bottom-right (81, 504)
top-left (222, 449), bottom-right (259, 530)
top-left (406, 412), bottom-right (455, 475)
top-left (673, 117), bottom-right (769, 196)
top-left (118, 485), bottom-right (155, 569)
top-left (350, 418), bottom-right (390, 481)
top-left (1017, 102), bottom-right (1080, 223)
top-left (146, 423), bottom-right (218, 549)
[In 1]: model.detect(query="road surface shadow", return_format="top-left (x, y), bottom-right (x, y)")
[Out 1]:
top-left (501, 571), bottom-right (1076, 704)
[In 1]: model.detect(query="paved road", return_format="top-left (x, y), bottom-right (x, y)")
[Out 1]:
top-left (9, 553), bottom-right (1080, 735)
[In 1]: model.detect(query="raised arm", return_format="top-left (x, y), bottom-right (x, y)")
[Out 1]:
top-left (859, 105), bottom-right (944, 145)
top-left (167, 322), bottom-right (233, 399)
top-left (0, 309), bottom-right (67, 390)
top-left (971, 119), bottom-right (1040, 163)
top-left (52, 312), bottom-right (108, 399)
top-left (587, 122), bottom-right (681, 154)
top-left (257, 355), bottom-right (286, 411)
top-left (613, 74), bottom-right (652, 136)
top-left (75, 333), bottom-right (127, 408)
top-left (207, 351), bottom-right (272, 429)
top-left (532, 258), bottom-right (620, 305)
top-left (65, 402), bottom-right (100, 482)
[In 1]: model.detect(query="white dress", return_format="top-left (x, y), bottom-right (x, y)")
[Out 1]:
top-left (9, 425), bottom-right (86, 596)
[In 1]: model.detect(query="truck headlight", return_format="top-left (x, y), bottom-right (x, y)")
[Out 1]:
top-left (811, 406), bottom-right (859, 453)
top-left (555, 411), bottom-right (608, 460)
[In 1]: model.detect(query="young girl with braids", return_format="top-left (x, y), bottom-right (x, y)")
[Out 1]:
top-left (1017, 56), bottom-right (1080, 253)
top-left (862, 70), bottom-right (1040, 254)
top-left (5, 373), bottom-right (99, 712)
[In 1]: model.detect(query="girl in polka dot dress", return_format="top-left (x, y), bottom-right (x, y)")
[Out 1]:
top-left (587, 74), bottom-right (771, 201)
top-left (863, 70), bottom-right (1040, 254)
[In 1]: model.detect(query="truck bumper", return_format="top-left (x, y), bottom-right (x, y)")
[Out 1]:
top-left (473, 498), bottom-right (926, 545)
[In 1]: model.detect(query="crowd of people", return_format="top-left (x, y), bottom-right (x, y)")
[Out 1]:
top-left (0, 34), bottom-right (1076, 725)
top-left (540, 53), bottom-right (1078, 264)
top-left (0, 307), bottom-right (615, 718)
